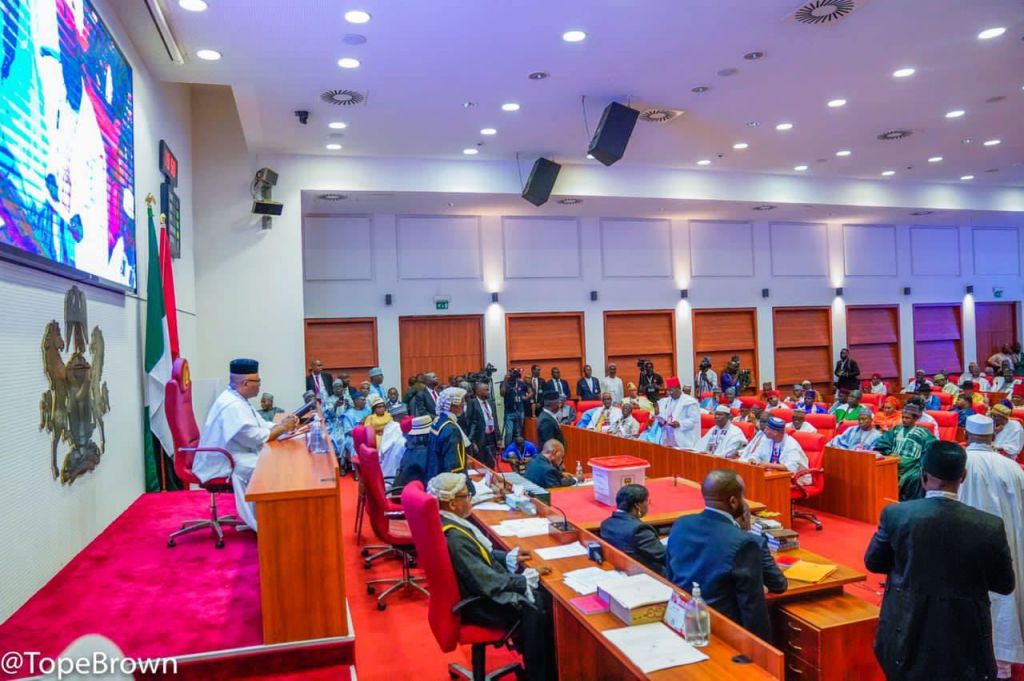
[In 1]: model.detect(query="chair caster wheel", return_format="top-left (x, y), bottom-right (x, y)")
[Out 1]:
top-left (409, 559), bottom-right (417, 568)
top-left (367, 586), bottom-right (376, 595)
top-left (167, 540), bottom-right (176, 548)
top-left (361, 548), bottom-right (370, 557)
top-left (364, 560), bottom-right (372, 569)
top-left (377, 602), bottom-right (386, 611)
top-left (216, 540), bottom-right (225, 549)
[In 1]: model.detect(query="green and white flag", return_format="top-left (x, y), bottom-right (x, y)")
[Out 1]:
top-left (144, 202), bottom-right (173, 491)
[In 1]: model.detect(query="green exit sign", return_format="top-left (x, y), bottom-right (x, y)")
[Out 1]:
top-left (435, 299), bottom-right (449, 310)
top-left (993, 287), bottom-right (1005, 299)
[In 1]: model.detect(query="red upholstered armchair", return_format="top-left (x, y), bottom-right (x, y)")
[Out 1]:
top-left (860, 393), bottom-right (882, 408)
top-left (769, 408), bottom-right (793, 423)
top-left (632, 409), bottom-right (651, 434)
top-left (789, 431), bottom-right (826, 530)
top-left (733, 420), bottom-right (756, 440)
top-left (804, 413), bottom-right (837, 443)
top-left (164, 358), bottom-right (245, 549)
top-left (574, 400), bottom-right (602, 425)
top-left (700, 413), bottom-right (714, 436)
top-left (928, 410), bottom-right (959, 441)
top-left (401, 481), bottom-right (522, 681)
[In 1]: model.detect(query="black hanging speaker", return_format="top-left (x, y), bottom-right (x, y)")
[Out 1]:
top-left (521, 157), bottom-right (561, 206)
top-left (587, 102), bottom-right (640, 166)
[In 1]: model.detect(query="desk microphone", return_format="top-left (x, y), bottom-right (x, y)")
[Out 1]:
top-left (546, 503), bottom-right (574, 532)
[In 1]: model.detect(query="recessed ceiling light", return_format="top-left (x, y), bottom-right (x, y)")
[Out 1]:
top-left (691, 85), bottom-right (710, 94)
top-left (328, 121), bottom-right (347, 129)
top-left (586, 154), bottom-right (594, 160)
top-left (697, 159), bottom-right (711, 166)
top-left (344, 10), bottom-right (371, 24)
top-left (794, 165), bottom-right (808, 171)
top-left (977, 27), bottom-right (1006, 40)
top-left (983, 139), bottom-right (1001, 146)
top-left (743, 51), bottom-right (766, 60)
top-left (775, 122), bottom-right (793, 131)
top-left (892, 67), bottom-right (916, 78)
top-left (827, 98), bottom-right (847, 108)
top-left (480, 128), bottom-right (497, 135)
top-left (463, 148), bottom-right (479, 155)
top-left (752, 205), bottom-right (776, 211)
top-left (325, 143), bottom-right (342, 150)
top-left (960, 175), bottom-right (975, 180)
top-left (733, 142), bottom-right (749, 150)
top-left (320, 193), bottom-right (347, 201)
top-left (881, 170), bottom-right (896, 176)
top-left (196, 49), bottom-right (221, 61)
top-left (528, 71), bottom-right (549, 80)
top-left (835, 149), bottom-right (852, 157)
top-left (178, 0), bottom-right (208, 11)
top-left (928, 156), bottom-right (943, 163)
top-left (945, 109), bottom-right (965, 118)
top-left (962, 138), bottom-right (972, 144)
top-left (562, 30), bottom-right (587, 42)
top-left (746, 121), bottom-right (760, 127)
top-left (501, 102), bottom-right (520, 112)
top-left (337, 57), bottom-right (360, 69)
top-left (558, 198), bottom-right (582, 205)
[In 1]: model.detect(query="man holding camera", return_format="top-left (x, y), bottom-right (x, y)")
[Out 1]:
top-left (696, 356), bottom-right (718, 396)
top-left (501, 368), bottom-right (532, 441)
top-left (638, 360), bottom-right (664, 395)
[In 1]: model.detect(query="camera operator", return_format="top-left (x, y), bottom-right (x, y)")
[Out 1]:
top-left (695, 356), bottom-right (718, 396)
top-left (500, 367), bottom-right (532, 441)
top-left (721, 356), bottom-right (744, 393)
top-left (638, 359), bottom-right (664, 395)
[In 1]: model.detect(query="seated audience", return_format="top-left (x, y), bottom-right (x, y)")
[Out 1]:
top-left (906, 396), bottom-right (939, 437)
top-left (257, 392), bottom-right (284, 422)
top-left (787, 409), bottom-right (817, 434)
top-left (981, 367), bottom-right (997, 392)
top-left (502, 436), bottom-right (538, 474)
top-left (833, 389), bottom-right (866, 422)
top-left (933, 372), bottom-right (959, 397)
top-left (961, 361), bottom-right (984, 386)
top-left (326, 379), bottom-right (353, 415)
top-left (385, 387), bottom-right (408, 420)
top-left (829, 409), bottom-right (881, 450)
top-left (763, 390), bottom-right (784, 412)
top-left (698, 404), bottom-right (748, 458)
top-left (364, 395), bottom-right (394, 443)
top-left (1012, 384), bottom-right (1024, 408)
top-left (903, 369), bottom-right (932, 394)
top-left (949, 394), bottom-right (975, 427)
top-left (366, 398), bottom-right (404, 483)
top-left (577, 364), bottom-right (602, 401)
top-left (624, 382), bottom-right (657, 417)
top-left (991, 366), bottom-right (1017, 394)
top-left (393, 415), bottom-right (432, 488)
top-left (961, 380), bottom-right (988, 407)
top-left (872, 403), bottom-right (937, 500)
top-left (794, 389), bottom-right (826, 414)
top-left (524, 439), bottom-right (577, 489)
top-left (428, 473), bottom-right (554, 680)
top-left (579, 392), bottom-right (622, 431)
top-left (699, 385), bottom-right (722, 412)
top-left (733, 404), bottom-right (755, 424)
top-left (990, 403), bottom-right (1023, 459)
top-left (723, 386), bottom-right (742, 409)
top-left (868, 373), bottom-right (888, 395)
top-left (742, 416), bottom-right (810, 483)
top-left (611, 402), bottom-right (641, 438)
top-left (873, 396), bottom-right (902, 431)
top-left (554, 395), bottom-right (576, 425)
top-left (783, 383), bottom-right (805, 407)
top-left (988, 344), bottom-right (1014, 371)
top-left (665, 470), bottom-right (787, 640)
top-left (919, 384), bottom-right (941, 411)
top-left (599, 484), bottom-right (666, 575)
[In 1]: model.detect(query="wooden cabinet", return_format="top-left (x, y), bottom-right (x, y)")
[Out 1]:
top-left (773, 594), bottom-right (883, 681)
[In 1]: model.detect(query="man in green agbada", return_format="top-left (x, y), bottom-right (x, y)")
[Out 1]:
top-left (872, 402), bottom-right (937, 500)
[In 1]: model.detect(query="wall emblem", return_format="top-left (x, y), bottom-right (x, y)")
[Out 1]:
top-left (39, 286), bottom-right (110, 484)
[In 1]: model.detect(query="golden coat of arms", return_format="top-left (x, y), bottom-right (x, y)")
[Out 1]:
top-left (39, 286), bottom-right (110, 485)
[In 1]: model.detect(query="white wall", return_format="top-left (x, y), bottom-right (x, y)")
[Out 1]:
top-left (0, 0), bottom-right (195, 621)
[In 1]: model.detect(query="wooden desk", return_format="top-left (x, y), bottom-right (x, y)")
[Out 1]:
top-left (246, 438), bottom-right (348, 644)
top-left (773, 594), bottom-right (883, 681)
top-left (549, 476), bottom-right (767, 532)
top-left (766, 548), bottom-right (865, 602)
top-left (803, 447), bottom-right (898, 524)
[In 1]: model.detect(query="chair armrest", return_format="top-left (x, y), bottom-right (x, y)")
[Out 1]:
top-left (791, 467), bottom-right (824, 491)
top-left (384, 511), bottom-right (406, 520)
top-left (180, 446), bottom-right (236, 468)
top-left (452, 596), bottom-right (483, 614)
top-left (385, 484), bottom-right (406, 503)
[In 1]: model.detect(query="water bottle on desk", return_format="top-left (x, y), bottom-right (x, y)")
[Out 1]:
top-left (683, 583), bottom-right (710, 647)
top-left (575, 460), bottom-right (584, 482)
top-left (308, 415), bottom-right (328, 453)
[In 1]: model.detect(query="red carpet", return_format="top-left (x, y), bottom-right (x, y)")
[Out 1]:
top-left (791, 505), bottom-right (885, 606)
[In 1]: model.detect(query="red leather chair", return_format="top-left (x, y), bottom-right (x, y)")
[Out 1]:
top-left (574, 401), bottom-right (602, 425)
top-left (928, 410), bottom-right (959, 441)
top-left (632, 409), bottom-right (651, 434)
top-left (769, 408), bottom-right (793, 423)
top-left (700, 413), bottom-right (715, 436)
top-left (359, 445), bottom-right (427, 609)
top-left (164, 358), bottom-right (244, 549)
top-left (401, 481), bottom-right (522, 681)
top-left (836, 420), bottom-right (857, 435)
top-left (804, 413), bottom-right (837, 443)
top-left (935, 392), bottom-right (953, 408)
top-left (733, 420), bottom-right (756, 440)
top-left (789, 431), bottom-right (826, 530)
top-left (860, 393), bottom-right (882, 408)
top-left (738, 396), bottom-right (764, 409)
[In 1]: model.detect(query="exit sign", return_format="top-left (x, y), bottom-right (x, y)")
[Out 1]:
top-left (993, 287), bottom-right (1005, 299)
top-left (435, 299), bottom-right (449, 310)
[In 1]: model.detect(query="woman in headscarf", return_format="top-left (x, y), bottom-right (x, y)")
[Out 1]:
top-left (364, 395), bottom-right (405, 482)
top-left (874, 396), bottom-right (902, 431)
top-left (363, 395), bottom-right (394, 444)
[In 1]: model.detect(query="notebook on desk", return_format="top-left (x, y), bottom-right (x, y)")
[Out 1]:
top-left (784, 559), bottom-right (838, 583)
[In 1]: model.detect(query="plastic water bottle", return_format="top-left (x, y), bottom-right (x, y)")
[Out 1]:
top-left (308, 415), bottom-right (328, 453)
top-left (683, 583), bottom-right (711, 647)
top-left (575, 461), bottom-right (584, 481)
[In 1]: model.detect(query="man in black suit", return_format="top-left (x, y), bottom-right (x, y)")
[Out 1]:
top-left (526, 365), bottom-right (544, 417)
top-left (535, 391), bottom-right (565, 450)
top-left (865, 442), bottom-right (1015, 681)
top-left (545, 367), bottom-right (570, 400)
top-left (305, 360), bottom-right (333, 398)
top-left (665, 469), bottom-right (787, 640)
top-left (576, 364), bottom-right (601, 401)
top-left (464, 382), bottom-right (501, 468)
top-left (410, 372), bottom-right (441, 417)
top-left (599, 484), bottom-right (665, 575)
top-left (524, 440), bottom-right (577, 489)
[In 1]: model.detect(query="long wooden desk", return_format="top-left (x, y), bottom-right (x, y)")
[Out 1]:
top-left (246, 438), bottom-right (348, 644)
top-left (802, 447), bottom-right (899, 524)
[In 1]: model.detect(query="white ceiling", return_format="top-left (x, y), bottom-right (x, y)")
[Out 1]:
top-left (116, 0), bottom-right (1024, 186)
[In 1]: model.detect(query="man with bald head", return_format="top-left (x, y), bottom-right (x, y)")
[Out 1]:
top-left (665, 470), bottom-right (787, 639)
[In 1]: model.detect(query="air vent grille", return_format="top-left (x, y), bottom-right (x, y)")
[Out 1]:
top-left (638, 108), bottom-right (685, 124)
top-left (877, 129), bottom-right (912, 141)
top-left (792, 0), bottom-right (857, 25)
top-left (320, 89), bottom-right (366, 106)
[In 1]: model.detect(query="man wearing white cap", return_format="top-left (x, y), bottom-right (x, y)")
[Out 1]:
top-left (394, 415), bottom-right (433, 488)
top-left (742, 415), bottom-right (810, 484)
top-left (959, 415), bottom-right (1024, 678)
top-left (367, 367), bottom-right (387, 402)
top-left (698, 404), bottom-right (748, 458)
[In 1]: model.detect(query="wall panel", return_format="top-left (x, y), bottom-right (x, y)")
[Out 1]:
top-left (690, 221), bottom-right (753, 277)
top-left (774, 307), bottom-right (832, 393)
top-left (604, 310), bottom-right (676, 388)
top-left (304, 317), bottom-right (378, 385)
top-left (975, 302), bottom-right (1018, 362)
top-left (506, 312), bottom-right (586, 388)
top-left (503, 217), bottom-right (581, 279)
top-left (692, 308), bottom-right (759, 391)
top-left (399, 315), bottom-right (484, 387)
top-left (770, 223), bottom-right (828, 277)
top-left (910, 226), bottom-right (960, 276)
top-left (846, 306), bottom-right (901, 382)
top-left (303, 216), bottom-right (373, 281)
top-left (973, 227), bottom-right (1021, 276)
top-left (913, 304), bottom-right (963, 374)
top-left (396, 215), bottom-right (481, 279)
top-left (600, 219), bottom-right (672, 278)
top-left (843, 225), bottom-right (897, 276)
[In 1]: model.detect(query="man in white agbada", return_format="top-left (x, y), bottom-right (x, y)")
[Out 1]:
top-left (697, 404), bottom-right (748, 458)
top-left (991, 404), bottom-right (1024, 460)
top-left (657, 376), bottom-right (700, 450)
top-left (193, 358), bottom-right (298, 531)
top-left (742, 415), bottom-right (810, 485)
top-left (958, 415), bottom-right (1024, 678)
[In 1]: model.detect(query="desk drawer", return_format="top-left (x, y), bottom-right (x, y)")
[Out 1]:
top-left (785, 654), bottom-right (820, 681)
top-left (775, 610), bottom-right (820, 666)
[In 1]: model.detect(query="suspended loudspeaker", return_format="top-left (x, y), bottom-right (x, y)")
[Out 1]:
top-left (587, 102), bottom-right (640, 166)
top-left (521, 157), bottom-right (561, 206)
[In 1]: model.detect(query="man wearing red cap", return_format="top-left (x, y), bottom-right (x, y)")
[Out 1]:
top-left (1011, 384), bottom-right (1024, 409)
top-left (656, 376), bottom-right (700, 450)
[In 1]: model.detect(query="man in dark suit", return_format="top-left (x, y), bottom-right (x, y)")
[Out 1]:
top-left (464, 382), bottom-right (501, 468)
top-left (524, 440), bottom-right (577, 489)
top-left (665, 469), bottom-right (787, 640)
top-left (545, 367), bottom-right (571, 400)
top-left (535, 391), bottom-right (565, 450)
top-left (599, 484), bottom-right (665, 575)
top-left (526, 365), bottom-right (544, 417)
top-left (410, 372), bottom-right (441, 417)
top-left (305, 360), bottom-right (334, 397)
top-left (865, 442), bottom-right (1015, 681)
top-left (576, 364), bottom-right (601, 401)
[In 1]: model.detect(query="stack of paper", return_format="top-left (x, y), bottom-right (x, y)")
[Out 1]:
top-left (535, 541), bottom-right (589, 561)
top-left (472, 501), bottom-right (511, 512)
top-left (490, 517), bottom-right (551, 538)
top-left (597, 573), bottom-right (674, 625)
top-left (602, 623), bottom-right (709, 673)
top-left (784, 560), bottom-right (838, 583)
top-left (563, 567), bottom-right (621, 595)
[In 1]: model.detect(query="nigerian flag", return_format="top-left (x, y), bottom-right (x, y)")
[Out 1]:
top-left (143, 202), bottom-right (173, 491)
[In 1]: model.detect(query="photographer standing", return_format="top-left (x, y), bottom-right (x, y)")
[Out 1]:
top-left (638, 360), bottom-right (664, 395)
top-left (501, 368), bottom-right (531, 442)
top-left (695, 356), bottom-right (718, 396)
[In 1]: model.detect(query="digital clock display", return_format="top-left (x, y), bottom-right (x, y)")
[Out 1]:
top-left (159, 140), bottom-right (178, 187)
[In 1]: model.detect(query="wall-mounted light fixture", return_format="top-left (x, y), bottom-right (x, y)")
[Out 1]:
top-left (965, 285), bottom-right (974, 294)
top-left (680, 289), bottom-right (688, 299)
top-left (835, 287), bottom-right (844, 296)
top-left (385, 293), bottom-right (393, 305)
top-left (590, 291), bottom-right (598, 301)
top-left (491, 292), bottom-right (499, 303)
top-left (761, 288), bottom-right (770, 298)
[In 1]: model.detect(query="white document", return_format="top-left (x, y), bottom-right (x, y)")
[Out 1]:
top-left (535, 541), bottom-right (588, 561)
top-left (602, 623), bottom-right (709, 673)
top-left (563, 567), bottom-right (626, 595)
top-left (473, 502), bottom-right (511, 512)
top-left (490, 517), bottom-right (551, 538)
top-left (597, 573), bottom-right (673, 609)
top-left (660, 536), bottom-right (669, 546)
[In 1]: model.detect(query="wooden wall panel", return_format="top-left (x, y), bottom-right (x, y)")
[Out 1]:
top-left (692, 308), bottom-right (759, 390)
top-left (398, 315), bottom-right (484, 387)
top-left (506, 312), bottom-right (586, 389)
top-left (847, 306), bottom-right (901, 382)
top-left (913, 304), bottom-right (962, 374)
top-left (604, 310), bottom-right (676, 387)
top-left (774, 307), bottom-right (832, 393)
top-left (975, 302), bottom-right (1018, 362)
top-left (304, 318), bottom-right (378, 385)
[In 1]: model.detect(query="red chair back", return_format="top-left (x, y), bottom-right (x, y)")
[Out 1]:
top-left (928, 410), bottom-right (959, 441)
top-left (804, 413), bottom-right (837, 442)
top-left (790, 431), bottom-right (826, 496)
top-left (401, 481), bottom-right (463, 652)
top-left (935, 392), bottom-right (953, 407)
top-left (358, 444), bottom-right (409, 545)
top-left (769, 408), bottom-right (793, 423)
top-left (1013, 409), bottom-right (1024, 422)
top-left (632, 409), bottom-right (650, 434)
top-left (399, 416), bottom-right (413, 433)
top-left (700, 413), bottom-right (714, 435)
top-left (738, 396), bottom-right (765, 409)
top-left (164, 358), bottom-right (201, 485)
top-left (734, 420), bottom-right (756, 440)
top-left (836, 420), bottom-right (857, 434)
top-left (860, 393), bottom-right (882, 408)
top-left (574, 401), bottom-right (602, 425)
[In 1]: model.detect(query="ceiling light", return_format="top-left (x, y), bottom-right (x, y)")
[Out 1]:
top-left (480, 128), bottom-right (497, 135)
top-left (775, 122), bottom-right (793, 131)
top-left (196, 49), bottom-right (221, 61)
top-left (743, 51), bottom-right (766, 60)
top-left (928, 156), bottom-right (943, 163)
top-left (983, 139), bottom-right (1001, 146)
top-left (178, 0), bottom-right (208, 11)
top-left (562, 30), bottom-right (587, 42)
top-left (752, 205), bottom-right (776, 211)
top-left (558, 198), bottom-right (582, 205)
top-left (528, 71), bottom-right (549, 80)
top-left (794, 165), bottom-right (808, 171)
top-left (827, 98), bottom-right (847, 108)
top-left (325, 143), bottom-right (342, 150)
top-left (881, 170), bottom-right (895, 176)
top-left (501, 102), bottom-right (520, 112)
top-left (337, 57), bottom-right (360, 69)
top-left (835, 149), bottom-right (852, 157)
top-left (328, 121), bottom-right (347, 129)
top-left (586, 154), bottom-right (594, 160)
top-left (344, 10), bottom-right (371, 24)
top-left (892, 67), bottom-right (915, 78)
top-left (960, 175), bottom-right (975, 180)
top-left (691, 85), bottom-right (710, 94)
top-left (733, 142), bottom-right (749, 150)
top-left (945, 109), bottom-right (965, 118)
top-left (463, 148), bottom-right (479, 155)
top-left (977, 27), bottom-right (1006, 40)
top-left (747, 121), bottom-right (760, 127)
top-left (697, 159), bottom-right (711, 166)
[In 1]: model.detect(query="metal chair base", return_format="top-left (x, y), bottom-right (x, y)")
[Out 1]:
top-left (793, 507), bottom-right (824, 530)
top-left (365, 551), bottom-right (428, 609)
top-left (168, 491), bottom-right (244, 549)
top-left (447, 643), bottom-right (521, 681)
